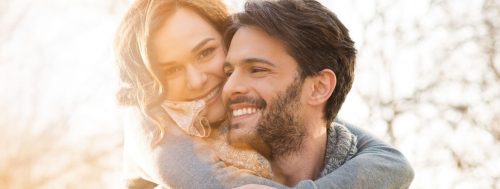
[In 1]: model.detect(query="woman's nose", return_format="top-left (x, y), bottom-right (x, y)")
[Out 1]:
top-left (185, 64), bottom-right (208, 90)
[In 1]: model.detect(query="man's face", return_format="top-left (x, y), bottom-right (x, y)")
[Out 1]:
top-left (222, 26), bottom-right (306, 159)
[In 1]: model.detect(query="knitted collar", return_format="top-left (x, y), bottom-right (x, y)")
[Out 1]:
top-left (320, 121), bottom-right (358, 176)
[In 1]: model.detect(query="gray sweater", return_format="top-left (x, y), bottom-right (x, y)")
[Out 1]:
top-left (123, 108), bottom-right (414, 189)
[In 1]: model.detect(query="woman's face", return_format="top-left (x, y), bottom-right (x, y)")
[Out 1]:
top-left (149, 8), bottom-right (226, 123)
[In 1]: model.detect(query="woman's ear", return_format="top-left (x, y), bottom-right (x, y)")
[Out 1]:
top-left (307, 69), bottom-right (336, 106)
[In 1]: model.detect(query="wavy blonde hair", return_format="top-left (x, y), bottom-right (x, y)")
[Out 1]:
top-left (114, 0), bottom-right (228, 145)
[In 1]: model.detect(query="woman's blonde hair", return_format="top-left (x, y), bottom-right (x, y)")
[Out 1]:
top-left (114, 0), bottom-right (228, 144)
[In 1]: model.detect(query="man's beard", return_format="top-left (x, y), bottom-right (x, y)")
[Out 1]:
top-left (227, 77), bottom-right (306, 160)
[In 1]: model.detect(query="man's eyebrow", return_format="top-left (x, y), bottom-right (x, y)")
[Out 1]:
top-left (191, 38), bottom-right (215, 53)
top-left (223, 58), bottom-right (275, 68)
top-left (223, 61), bottom-right (232, 69)
top-left (242, 58), bottom-right (276, 67)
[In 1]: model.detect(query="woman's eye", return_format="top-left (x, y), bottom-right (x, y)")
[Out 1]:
top-left (198, 47), bottom-right (215, 61)
top-left (164, 66), bottom-right (184, 76)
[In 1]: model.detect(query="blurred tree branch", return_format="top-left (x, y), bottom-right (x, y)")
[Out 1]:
top-left (351, 0), bottom-right (499, 187)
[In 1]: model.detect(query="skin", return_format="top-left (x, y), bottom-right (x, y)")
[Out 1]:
top-left (223, 26), bottom-right (337, 186)
top-left (149, 8), bottom-right (226, 124)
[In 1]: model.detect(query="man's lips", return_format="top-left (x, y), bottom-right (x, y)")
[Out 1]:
top-left (229, 103), bottom-right (262, 117)
top-left (226, 96), bottom-right (266, 119)
top-left (232, 107), bottom-right (261, 117)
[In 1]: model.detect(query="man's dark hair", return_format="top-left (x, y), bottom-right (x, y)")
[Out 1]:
top-left (224, 0), bottom-right (357, 124)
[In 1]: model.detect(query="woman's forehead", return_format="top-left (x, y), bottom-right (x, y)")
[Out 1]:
top-left (149, 8), bottom-right (222, 64)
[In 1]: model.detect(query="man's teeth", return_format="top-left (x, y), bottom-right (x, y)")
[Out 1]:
top-left (232, 108), bottom-right (259, 117)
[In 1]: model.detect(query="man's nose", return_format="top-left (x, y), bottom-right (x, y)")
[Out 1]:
top-left (185, 64), bottom-right (207, 90)
top-left (222, 70), bottom-right (249, 99)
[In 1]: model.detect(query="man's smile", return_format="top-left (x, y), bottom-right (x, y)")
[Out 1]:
top-left (232, 107), bottom-right (260, 117)
top-left (229, 103), bottom-right (263, 123)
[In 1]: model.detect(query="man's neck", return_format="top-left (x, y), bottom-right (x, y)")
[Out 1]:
top-left (270, 122), bottom-right (328, 186)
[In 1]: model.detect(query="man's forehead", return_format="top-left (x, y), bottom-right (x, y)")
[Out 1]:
top-left (225, 26), bottom-right (291, 66)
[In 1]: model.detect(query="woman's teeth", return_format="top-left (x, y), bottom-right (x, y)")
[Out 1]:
top-left (232, 108), bottom-right (259, 117)
top-left (201, 87), bottom-right (219, 102)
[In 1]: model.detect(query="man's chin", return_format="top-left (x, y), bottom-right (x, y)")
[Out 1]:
top-left (227, 125), bottom-right (271, 158)
top-left (227, 127), bottom-right (245, 146)
top-left (227, 126), bottom-right (254, 149)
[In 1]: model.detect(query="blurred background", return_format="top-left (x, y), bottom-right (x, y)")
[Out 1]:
top-left (0, 0), bottom-right (498, 188)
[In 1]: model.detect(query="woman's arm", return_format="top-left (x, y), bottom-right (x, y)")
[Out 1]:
top-left (123, 107), bottom-right (280, 189)
top-left (218, 121), bottom-right (414, 189)
top-left (123, 107), bottom-right (229, 188)
top-left (124, 107), bottom-right (413, 189)
top-left (293, 120), bottom-right (415, 189)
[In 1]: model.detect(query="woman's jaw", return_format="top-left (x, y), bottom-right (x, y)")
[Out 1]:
top-left (203, 84), bottom-right (227, 125)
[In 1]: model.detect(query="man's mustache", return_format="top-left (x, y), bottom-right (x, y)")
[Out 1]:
top-left (226, 96), bottom-right (267, 110)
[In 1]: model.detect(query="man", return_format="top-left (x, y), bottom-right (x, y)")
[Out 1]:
top-left (222, 0), bottom-right (413, 187)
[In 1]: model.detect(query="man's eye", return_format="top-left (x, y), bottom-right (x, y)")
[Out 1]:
top-left (198, 47), bottom-right (215, 61)
top-left (250, 67), bottom-right (268, 73)
top-left (224, 69), bottom-right (233, 77)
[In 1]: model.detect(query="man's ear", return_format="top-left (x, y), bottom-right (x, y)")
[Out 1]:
top-left (307, 69), bottom-right (336, 106)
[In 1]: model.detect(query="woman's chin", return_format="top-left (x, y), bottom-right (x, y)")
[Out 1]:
top-left (206, 108), bottom-right (227, 126)
top-left (205, 97), bottom-right (226, 125)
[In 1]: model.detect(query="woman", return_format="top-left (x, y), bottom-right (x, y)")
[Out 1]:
top-left (115, 0), bottom-right (413, 188)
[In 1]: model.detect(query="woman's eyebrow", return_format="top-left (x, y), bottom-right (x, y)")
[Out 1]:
top-left (156, 38), bottom-right (215, 65)
top-left (191, 38), bottom-right (215, 53)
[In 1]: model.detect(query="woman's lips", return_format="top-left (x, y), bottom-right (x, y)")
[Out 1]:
top-left (200, 85), bottom-right (221, 105)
